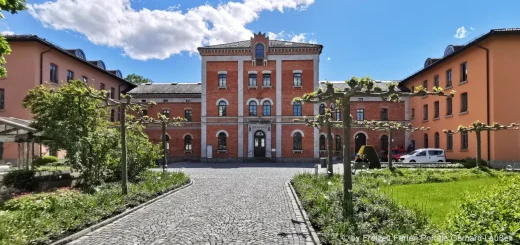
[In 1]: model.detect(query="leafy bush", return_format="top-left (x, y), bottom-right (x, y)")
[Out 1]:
top-left (2, 170), bottom-right (36, 192)
top-left (459, 157), bottom-right (488, 168)
top-left (443, 176), bottom-right (520, 244)
top-left (0, 171), bottom-right (189, 245)
top-left (293, 174), bottom-right (434, 244)
top-left (32, 156), bottom-right (59, 167)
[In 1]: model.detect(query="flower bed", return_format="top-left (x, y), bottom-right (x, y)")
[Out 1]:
top-left (0, 171), bottom-right (189, 245)
top-left (292, 168), bottom-right (508, 244)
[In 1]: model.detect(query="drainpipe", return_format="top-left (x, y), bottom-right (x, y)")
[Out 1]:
top-left (40, 47), bottom-right (52, 84)
top-left (477, 44), bottom-right (491, 162)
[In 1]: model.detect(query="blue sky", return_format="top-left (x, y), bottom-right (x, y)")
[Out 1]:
top-left (3, 0), bottom-right (520, 83)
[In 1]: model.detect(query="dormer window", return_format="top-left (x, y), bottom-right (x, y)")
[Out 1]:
top-left (255, 43), bottom-right (265, 59)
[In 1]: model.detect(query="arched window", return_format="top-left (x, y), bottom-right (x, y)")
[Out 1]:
top-left (356, 109), bottom-right (364, 121)
top-left (255, 44), bottom-right (265, 59)
top-left (380, 108), bottom-right (389, 121)
top-left (424, 133), bottom-right (429, 148)
top-left (335, 110), bottom-right (341, 121)
top-left (330, 103), bottom-right (335, 110)
top-left (293, 101), bottom-right (302, 116)
top-left (381, 135), bottom-right (388, 151)
top-left (335, 135), bottom-right (341, 151)
top-left (293, 132), bottom-right (303, 150)
top-left (218, 101), bottom-right (227, 117)
top-left (263, 101), bottom-right (271, 116)
top-left (319, 104), bottom-right (326, 115)
top-left (319, 135), bottom-right (326, 150)
top-left (249, 101), bottom-right (257, 116)
top-left (218, 132), bottom-right (227, 150)
top-left (162, 109), bottom-right (170, 118)
top-left (184, 135), bottom-right (192, 151)
top-left (434, 132), bottom-right (440, 148)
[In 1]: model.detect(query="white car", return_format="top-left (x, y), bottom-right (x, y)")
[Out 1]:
top-left (399, 148), bottom-right (446, 163)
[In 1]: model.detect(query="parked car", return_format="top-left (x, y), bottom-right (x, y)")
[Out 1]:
top-left (381, 148), bottom-right (407, 162)
top-left (399, 148), bottom-right (446, 163)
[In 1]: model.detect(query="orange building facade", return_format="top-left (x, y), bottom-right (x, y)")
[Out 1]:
top-left (400, 28), bottom-right (520, 167)
top-left (0, 35), bottom-right (134, 163)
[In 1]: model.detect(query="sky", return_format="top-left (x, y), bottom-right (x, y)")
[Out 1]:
top-left (2, 0), bottom-right (520, 83)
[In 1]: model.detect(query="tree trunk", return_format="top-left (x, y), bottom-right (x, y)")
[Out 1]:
top-left (162, 120), bottom-right (168, 172)
top-left (476, 130), bottom-right (482, 168)
top-left (120, 99), bottom-right (128, 195)
top-left (342, 97), bottom-right (353, 220)
top-left (388, 129), bottom-right (393, 169)
top-left (326, 121), bottom-right (333, 177)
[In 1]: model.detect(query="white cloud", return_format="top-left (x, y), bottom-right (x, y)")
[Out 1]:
top-left (327, 57), bottom-right (330, 61)
top-left (28, 0), bottom-right (315, 60)
top-left (1, 31), bottom-right (15, 35)
top-left (454, 26), bottom-right (468, 39)
top-left (470, 27), bottom-right (475, 31)
top-left (267, 31), bottom-right (316, 43)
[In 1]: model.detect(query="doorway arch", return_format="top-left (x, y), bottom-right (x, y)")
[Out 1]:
top-left (254, 130), bottom-right (266, 157)
top-left (354, 132), bottom-right (367, 154)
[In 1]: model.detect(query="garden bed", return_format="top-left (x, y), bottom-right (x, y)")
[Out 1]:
top-left (292, 168), bottom-right (518, 244)
top-left (0, 171), bottom-right (190, 245)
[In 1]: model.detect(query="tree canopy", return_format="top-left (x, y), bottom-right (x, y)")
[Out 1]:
top-left (125, 73), bottom-right (153, 84)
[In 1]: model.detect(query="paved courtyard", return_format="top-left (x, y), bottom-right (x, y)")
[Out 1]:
top-left (69, 162), bottom-right (318, 245)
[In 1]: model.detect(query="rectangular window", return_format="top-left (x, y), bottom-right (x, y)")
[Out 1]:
top-left (82, 76), bottom-right (88, 83)
top-left (100, 83), bottom-right (105, 90)
top-left (380, 108), bottom-right (388, 121)
top-left (0, 89), bottom-right (4, 109)
top-left (218, 74), bottom-right (227, 87)
top-left (262, 74), bottom-right (271, 87)
top-left (293, 103), bottom-right (302, 116)
top-left (447, 134), bottom-right (453, 150)
top-left (423, 104), bottom-right (428, 121)
top-left (411, 108), bottom-right (415, 119)
top-left (185, 109), bottom-right (192, 122)
top-left (461, 62), bottom-right (468, 82)
top-left (461, 92), bottom-right (468, 112)
top-left (423, 80), bottom-right (428, 89)
top-left (434, 101), bottom-right (439, 118)
top-left (461, 132), bottom-right (469, 149)
top-left (110, 87), bottom-right (115, 99)
top-left (110, 109), bottom-right (115, 122)
top-left (50, 64), bottom-right (58, 83)
top-left (434, 75), bottom-right (439, 88)
top-left (67, 70), bottom-right (74, 81)
top-left (356, 109), bottom-right (364, 121)
top-left (142, 109), bottom-right (148, 116)
top-left (293, 73), bottom-right (302, 87)
top-left (446, 97), bottom-right (452, 116)
top-left (248, 74), bottom-right (257, 87)
top-left (446, 69), bottom-right (452, 87)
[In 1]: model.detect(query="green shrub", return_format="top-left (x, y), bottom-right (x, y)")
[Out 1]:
top-left (443, 176), bottom-right (520, 244)
top-left (459, 157), bottom-right (488, 168)
top-left (0, 171), bottom-right (189, 245)
top-left (2, 170), bottom-right (36, 191)
top-left (32, 156), bottom-right (59, 167)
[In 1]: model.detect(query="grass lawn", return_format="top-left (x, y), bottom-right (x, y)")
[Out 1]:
top-left (380, 177), bottom-right (504, 225)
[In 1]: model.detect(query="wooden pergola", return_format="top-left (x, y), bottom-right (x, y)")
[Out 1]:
top-left (0, 117), bottom-right (39, 168)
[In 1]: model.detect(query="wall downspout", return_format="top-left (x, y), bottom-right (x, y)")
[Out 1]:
top-left (477, 44), bottom-right (491, 162)
top-left (39, 48), bottom-right (52, 85)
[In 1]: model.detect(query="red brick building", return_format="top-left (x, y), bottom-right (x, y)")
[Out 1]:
top-left (130, 32), bottom-right (408, 162)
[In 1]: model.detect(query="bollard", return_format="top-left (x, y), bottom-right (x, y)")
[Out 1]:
top-left (315, 164), bottom-right (319, 176)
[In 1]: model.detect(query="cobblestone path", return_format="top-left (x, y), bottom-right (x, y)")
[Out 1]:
top-left (70, 163), bottom-right (316, 245)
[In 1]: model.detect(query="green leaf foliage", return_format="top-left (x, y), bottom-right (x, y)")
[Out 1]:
top-left (124, 73), bottom-right (153, 84)
top-left (32, 156), bottom-right (59, 167)
top-left (2, 170), bottom-right (36, 192)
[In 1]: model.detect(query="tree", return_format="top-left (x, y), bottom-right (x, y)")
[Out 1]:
top-left (125, 73), bottom-right (153, 85)
top-left (299, 108), bottom-right (340, 177)
top-left (0, 0), bottom-right (27, 77)
top-left (294, 77), bottom-right (454, 219)
top-left (23, 80), bottom-right (117, 190)
top-left (353, 120), bottom-right (429, 169)
top-left (444, 121), bottom-right (519, 168)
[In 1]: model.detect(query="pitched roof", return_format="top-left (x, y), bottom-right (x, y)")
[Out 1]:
top-left (128, 83), bottom-right (201, 94)
top-left (400, 28), bottom-right (520, 86)
top-left (320, 80), bottom-right (401, 92)
top-left (5, 35), bottom-right (135, 87)
top-left (199, 39), bottom-right (322, 49)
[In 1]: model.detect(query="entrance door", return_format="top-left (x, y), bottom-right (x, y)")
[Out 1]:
top-left (354, 133), bottom-right (367, 154)
top-left (254, 130), bottom-right (266, 157)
